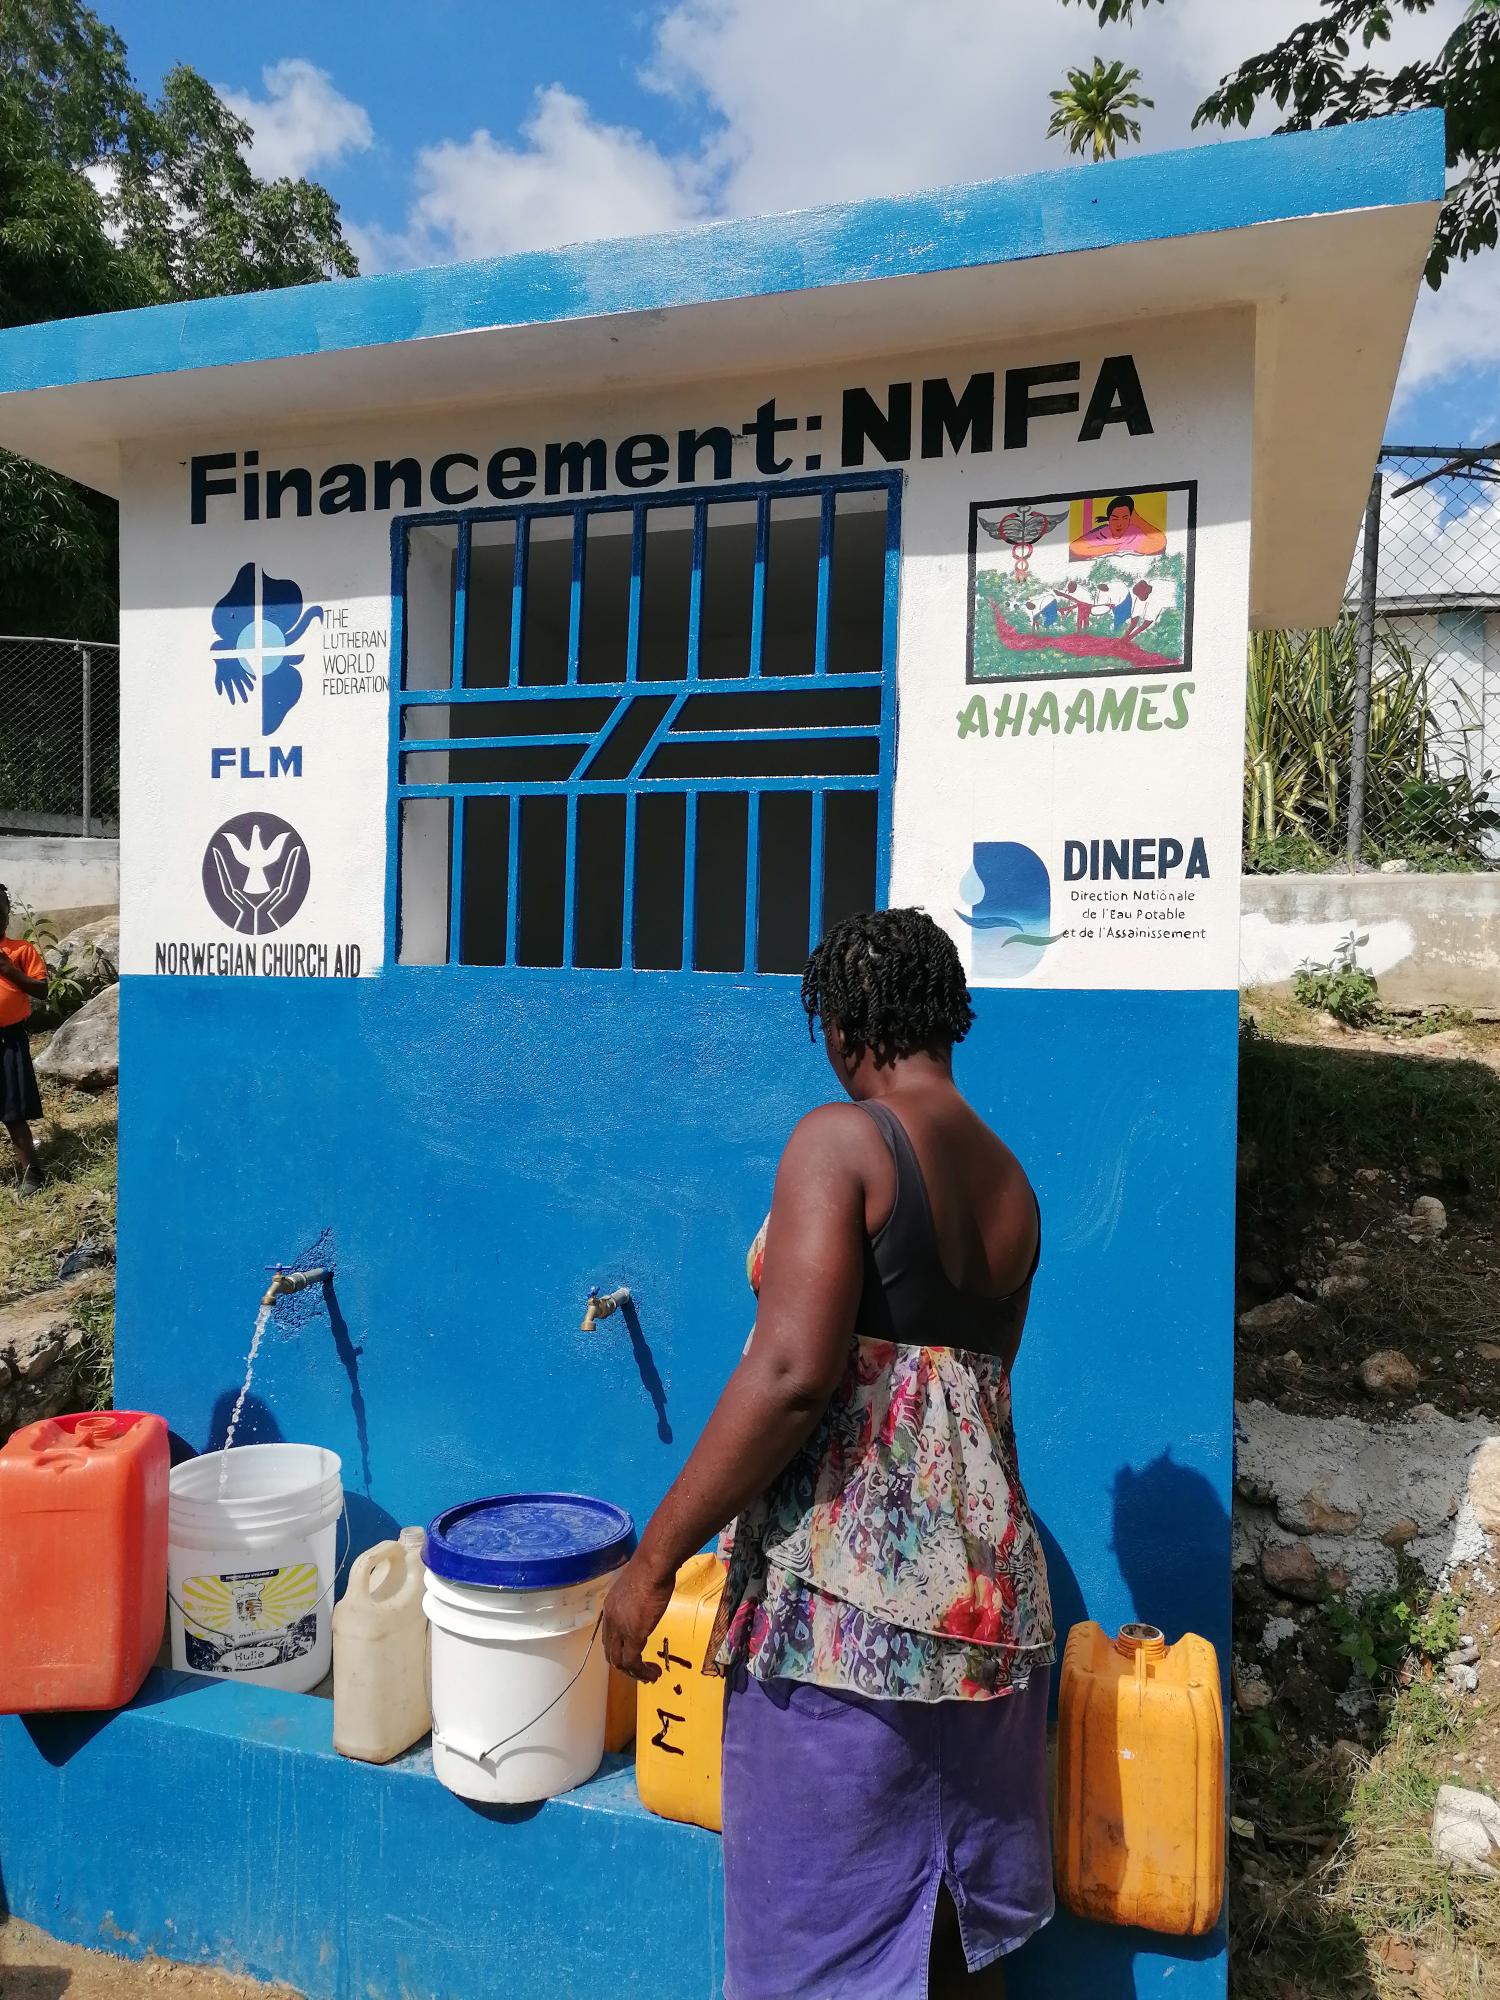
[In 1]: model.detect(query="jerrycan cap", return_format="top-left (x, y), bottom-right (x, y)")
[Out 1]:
top-left (1115, 1622), bottom-right (1167, 1662)
top-left (3, 1410), bottom-right (159, 1467)
top-left (425, 1491), bottom-right (636, 1591)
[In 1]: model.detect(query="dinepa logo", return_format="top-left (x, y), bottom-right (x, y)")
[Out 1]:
top-left (955, 841), bottom-right (1071, 980)
top-left (202, 813), bottom-right (310, 936)
top-left (211, 564), bottom-right (324, 736)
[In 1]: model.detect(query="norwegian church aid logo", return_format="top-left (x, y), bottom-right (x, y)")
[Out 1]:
top-left (202, 813), bottom-right (310, 935)
top-left (210, 563), bottom-right (323, 750)
top-left (955, 842), bottom-right (1071, 980)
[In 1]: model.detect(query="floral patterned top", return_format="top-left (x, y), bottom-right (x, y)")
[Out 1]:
top-left (712, 1210), bottom-right (1055, 1702)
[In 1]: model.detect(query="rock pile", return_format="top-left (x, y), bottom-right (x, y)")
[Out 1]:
top-left (0, 1273), bottom-right (108, 1444)
top-left (1233, 1397), bottom-right (1498, 1738)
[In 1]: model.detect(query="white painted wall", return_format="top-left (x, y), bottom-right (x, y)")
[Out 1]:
top-left (116, 306), bottom-right (1254, 993)
top-left (1383, 607), bottom-right (1500, 863)
top-left (0, 836), bottom-right (119, 914)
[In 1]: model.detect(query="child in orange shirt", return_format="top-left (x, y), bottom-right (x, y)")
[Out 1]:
top-left (0, 884), bottom-right (49, 1191)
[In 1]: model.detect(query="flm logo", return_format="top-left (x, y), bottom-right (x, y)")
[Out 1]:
top-left (203, 813), bottom-right (310, 936)
top-left (211, 563), bottom-right (324, 736)
top-left (956, 841), bottom-right (1071, 980)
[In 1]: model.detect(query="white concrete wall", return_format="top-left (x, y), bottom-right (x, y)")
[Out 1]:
top-left (1241, 870), bottom-right (1500, 1011)
top-left (0, 836), bottom-right (119, 913)
top-left (115, 306), bottom-right (1254, 991)
top-left (1384, 607), bottom-right (1500, 863)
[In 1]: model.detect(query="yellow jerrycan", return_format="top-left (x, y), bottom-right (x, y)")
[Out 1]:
top-left (635, 1552), bottom-right (728, 1832)
top-left (604, 1667), bottom-right (637, 1753)
top-left (1054, 1621), bottom-right (1224, 1937)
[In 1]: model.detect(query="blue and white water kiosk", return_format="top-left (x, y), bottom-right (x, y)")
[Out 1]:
top-left (0, 110), bottom-right (1442, 1998)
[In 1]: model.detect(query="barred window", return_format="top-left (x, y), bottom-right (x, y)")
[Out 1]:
top-left (390, 476), bottom-right (898, 973)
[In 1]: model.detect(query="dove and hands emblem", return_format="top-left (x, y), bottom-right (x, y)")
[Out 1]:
top-left (210, 564), bottom-right (325, 737)
top-left (202, 814), bottom-right (310, 936)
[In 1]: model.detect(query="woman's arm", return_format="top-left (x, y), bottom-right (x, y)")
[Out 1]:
top-left (602, 1103), bottom-right (871, 1680)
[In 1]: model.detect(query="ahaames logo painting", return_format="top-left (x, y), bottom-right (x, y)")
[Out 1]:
top-left (202, 813), bottom-right (310, 936)
top-left (211, 564), bottom-right (324, 736)
top-left (956, 842), bottom-right (1071, 980)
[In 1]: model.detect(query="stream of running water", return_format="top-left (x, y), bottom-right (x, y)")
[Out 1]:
top-left (218, 1299), bottom-right (273, 1493)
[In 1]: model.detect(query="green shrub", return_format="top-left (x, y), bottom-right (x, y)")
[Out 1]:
top-left (1292, 930), bottom-right (1380, 1027)
top-left (1244, 618), bottom-right (1499, 870)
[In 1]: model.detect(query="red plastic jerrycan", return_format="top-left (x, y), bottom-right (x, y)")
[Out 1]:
top-left (0, 1410), bottom-right (169, 1712)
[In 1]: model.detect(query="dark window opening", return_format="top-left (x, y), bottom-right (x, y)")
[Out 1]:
top-left (393, 479), bottom-right (894, 974)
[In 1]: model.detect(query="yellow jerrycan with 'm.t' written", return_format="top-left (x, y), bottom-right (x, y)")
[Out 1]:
top-left (635, 1551), bottom-right (728, 1832)
top-left (1054, 1621), bottom-right (1225, 1937)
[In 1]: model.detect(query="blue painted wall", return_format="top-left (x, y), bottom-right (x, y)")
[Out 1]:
top-left (0, 1677), bottom-right (726, 1999)
top-left (104, 971), bottom-right (1234, 1996)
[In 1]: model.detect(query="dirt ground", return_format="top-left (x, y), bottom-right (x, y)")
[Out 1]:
top-left (0, 1918), bottom-right (299, 1997)
top-left (1231, 998), bottom-right (1500, 2000)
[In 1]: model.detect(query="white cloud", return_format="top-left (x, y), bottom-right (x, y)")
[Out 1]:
top-left (1392, 253), bottom-right (1500, 411)
top-left (81, 158), bottom-right (124, 243)
top-left (1365, 465), bottom-right (1500, 600)
top-left (218, 58), bottom-right (373, 183)
top-left (348, 0), bottom-right (1481, 411)
top-left (379, 85), bottom-right (705, 266)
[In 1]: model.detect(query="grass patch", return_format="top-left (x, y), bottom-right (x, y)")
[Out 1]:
top-left (1239, 1025), bottom-right (1500, 1203)
top-left (73, 1286), bottom-right (115, 1411)
top-left (1231, 1676), bottom-right (1500, 2000)
top-left (1333, 1686), bottom-right (1500, 1998)
top-left (0, 1052), bottom-right (117, 1307)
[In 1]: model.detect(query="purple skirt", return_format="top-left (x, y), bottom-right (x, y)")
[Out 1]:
top-left (721, 1670), bottom-right (1053, 2000)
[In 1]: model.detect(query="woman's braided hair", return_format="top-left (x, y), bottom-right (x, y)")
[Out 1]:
top-left (801, 909), bottom-right (974, 1067)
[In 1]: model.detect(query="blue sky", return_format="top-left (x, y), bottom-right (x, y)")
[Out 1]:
top-left (105, 0), bottom-right (1493, 449)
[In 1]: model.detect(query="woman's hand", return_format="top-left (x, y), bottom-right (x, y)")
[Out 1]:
top-left (602, 1550), bottom-right (677, 1683)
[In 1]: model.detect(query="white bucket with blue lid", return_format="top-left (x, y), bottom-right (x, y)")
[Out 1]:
top-left (423, 1491), bottom-right (635, 1804)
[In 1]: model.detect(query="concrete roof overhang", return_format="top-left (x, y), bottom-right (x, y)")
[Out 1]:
top-left (0, 111), bottom-right (1444, 629)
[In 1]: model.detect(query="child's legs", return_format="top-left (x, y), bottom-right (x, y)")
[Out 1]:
top-left (5, 1119), bottom-right (37, 1172)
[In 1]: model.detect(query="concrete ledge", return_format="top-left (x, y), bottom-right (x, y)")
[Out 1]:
top-left (0, 1672), bottom-right (724, 1999)
top-left (0, 1668), bottom-right (1215, 1996)
top-left (0, 835), bottom-right (119, 913)
top-left (1241, 872), bottom-right (1500, 1011)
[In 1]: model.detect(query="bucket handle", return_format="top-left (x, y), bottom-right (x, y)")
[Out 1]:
top-left (168, 1498), bottom-right (351, 1639)
top-left (430, 1612), bottom-right (604, 1769)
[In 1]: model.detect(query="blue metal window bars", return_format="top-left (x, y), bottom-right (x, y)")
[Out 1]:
top-left (387, 473), bottom-right (899, 974)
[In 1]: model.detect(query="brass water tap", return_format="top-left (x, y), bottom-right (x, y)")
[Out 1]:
top-left (261, 1266), bottom-right (330, 1310)
top-left (581, 1286), bottom-right (631, 1333)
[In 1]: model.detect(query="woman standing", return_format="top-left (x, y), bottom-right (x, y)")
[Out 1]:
top-left (603, 909), bottom-right (1054, 1999)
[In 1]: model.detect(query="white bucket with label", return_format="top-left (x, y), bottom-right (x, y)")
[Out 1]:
top-left (422, 1492), bottom-right (634, 1805)
top-left (168, 1444), bottom-right (343, 1693)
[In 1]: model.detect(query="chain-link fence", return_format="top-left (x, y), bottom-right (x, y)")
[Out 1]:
top-left (1350, 447), bottom-right (1499, 868)
top-left (1246, 446), bottom-right (1499, 874)
top-left (0, 635), bottom-right (119, 836)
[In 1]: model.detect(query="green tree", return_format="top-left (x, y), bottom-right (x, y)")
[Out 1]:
top-left (1060, 0), bottom-right (1500, 284)
top-left (0, 1), bottom-right (359, 637)
top-left (1046, 57), bottom-right (1155, 161)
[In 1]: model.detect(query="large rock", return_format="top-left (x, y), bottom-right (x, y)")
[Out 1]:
top-left (1359, 1348), bottom-right (1420, 1397)
top-left (1431, 1785), bottom-right (1500, 1878)
top-left (1234, 1399), bottom-right (1494, 1600)
top-left (34, 981), bottom-right (118, 1091)
top-left (1469, 1439), bottom-right (1500, 1535)
top-left (1260, 1541), bottom-right (1325, 1603)
top-left (0, 1273), bottom-right (109, 1442)
top-left (1237, 1294), bottom-right (1334, 1341)
top-left (49, 913), bottom-right (119, 980)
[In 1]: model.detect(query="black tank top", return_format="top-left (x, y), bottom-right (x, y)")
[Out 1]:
top-left (853, 1098), bottom-right (1040, 1359)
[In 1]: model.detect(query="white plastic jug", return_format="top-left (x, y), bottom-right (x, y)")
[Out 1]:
top-left (168, 1444), bottom-right (343, 1694)
top-left (333, 1527), bottom-right (431, 1764)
